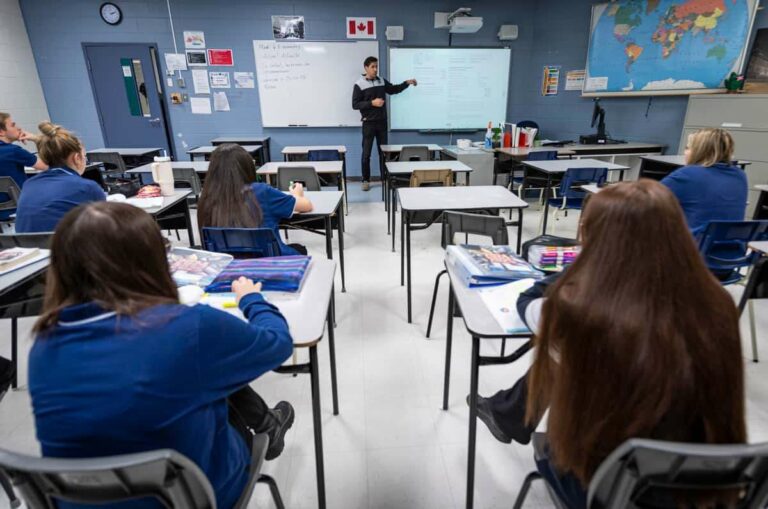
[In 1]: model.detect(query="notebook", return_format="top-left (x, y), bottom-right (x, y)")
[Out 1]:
top-left (205, 255), bottom-right (311, 293)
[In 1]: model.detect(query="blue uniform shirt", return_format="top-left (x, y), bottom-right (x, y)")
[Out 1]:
top-left (0, 140), bottom-right (37, 219)
top-left (30, 293), bottom-right (293, 509)
top-left (15, 166), bottom-right (105, 233)
top-left (661, 163), bottom-right (748, 234)
top-left (251, 183), bottom-right (298, 255)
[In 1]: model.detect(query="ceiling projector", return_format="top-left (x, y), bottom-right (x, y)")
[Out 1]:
top-left (435, 8), bottom-right (484, 34)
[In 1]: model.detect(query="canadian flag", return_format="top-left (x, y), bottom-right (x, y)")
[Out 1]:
top-left (347, 17), bottom-right (376, 39)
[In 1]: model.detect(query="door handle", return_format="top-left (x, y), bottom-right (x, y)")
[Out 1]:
top-left (148, 117), bottom-right (161, 124)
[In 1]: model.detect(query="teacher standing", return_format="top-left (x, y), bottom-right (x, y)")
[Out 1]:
top-left (352, 56), bottom-right (416, 191)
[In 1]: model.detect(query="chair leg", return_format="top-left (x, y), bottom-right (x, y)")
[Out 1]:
top-left (0, 471), bottom-right (19, 509)
top-left (749, 299), bottom-right (759, 363)
top-left (175, 230), bottom-right (181, 241)
top-left (426, 270), bottom-right (447, 338)
top-left (11, 318), bottom-right (17, 390)
top-left (258, 474), bottom-right (286, 509)
top-left (513, 471), bottom-right (542, 509)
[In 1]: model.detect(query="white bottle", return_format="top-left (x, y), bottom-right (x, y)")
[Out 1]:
top-left (484, 122), bottom-right (493, 149)
top-left (151, 156), bottom-right (175, 196)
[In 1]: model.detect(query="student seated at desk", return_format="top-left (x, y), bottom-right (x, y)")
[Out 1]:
top-left (474, 180), bottom-right (745, 509)
top-left (661, 128), bottom-right (747, 235)
top-left (15, 122), bottom-right (105, 233)
top-left (0, 112), bottom-right (48, 220)
top-left (29, 202), bottom-right (295, 509)
top-left (198, 143), bottom-right (313, 255)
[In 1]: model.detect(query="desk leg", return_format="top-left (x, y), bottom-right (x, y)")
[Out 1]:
top-left (541, 174), bottom-right (552, 235)
top-left (324, 216), bottom-right (333, 261)
top-left (400, 211), bottom-right (405, 286)
top-left (406, 213), bottom-right (412, 324)
top-left (619, 169), bottom-right (625, 181)
top-left (341, 154), bottom-right (348, 216)
top-left (387, 178), bottom-right (392, 236)
top-left (11, 318), bottom-right (17, 390)
top-left (327, 301), bottom-right (339, 415)
top-left (391, 186), bottom-right (397, 251)
top-left (183, 200), bottom-right (195, 248)
top-left (283, 153), bottom-right (288, 162)
top-left (309, 345), bottom-right (327, 509)
top-left (442, 285), bottom-right (454, 410)
top-left (337, 210), bottom-right (346, 293)
top-left (516, 209), bottom-right (523, 255)
top-left (466, 336), bottom-right (480, 509)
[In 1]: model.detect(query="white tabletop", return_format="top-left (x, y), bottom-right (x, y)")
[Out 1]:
top-left (566, 142), bottom-right (664, 153)
top-left (380, 144), bottom-right (442, 153)
top-left (750, 241), bottom-right (768, 254)
top-left (756, 185), bottom-right (768, 193)
top-left (88, 148), bottom-right (162, 157)
top-left (641, 155), bottom-right (751, 167)
top-left (495, 147), bottom-right (577, 158)
top-left (441, 145), bottom-right (493, 156)
top-left (398, 185), bottom-right (528, 212)
top-left (127, 161), bottom-right (210, 175)
top-left (26, 163), bottom-right (102, 175)
top-left (211, 136), bottom-right (270, 143)
top-left (521, 158), bottom-right (629, 173)
top-left (188, 145), bottom-right (261, 154)
top-left (581, 184), bottom-right (603, 194)
top-left (143, 190), bottom-right (192, 216)
top-left (257, 161), bottom-right (343, 175)
top-left (385, 160), bottom-right (474, 175)
top-left (295, 191), bottom-right (344, 217)
top-left (282, 145), bottom-right (347, 155)
top-left (0, 252), bottom-right (50, 295)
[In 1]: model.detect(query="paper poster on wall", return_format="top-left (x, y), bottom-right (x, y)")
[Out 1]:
top-left (190, 97), bottom-right (212, 114)
top-left (347, 17), bottom-right (376, 39)
top-left (565, 70), bottom-right (585, 91)
top-left (164, 53), bottom-right (187, 72)
top-left (272, 15), bottom-right (305, 39)
top-left (542, 66), bottom-right (560, 96)
top-left (209, 72), bottom-right (231, 89)
top-left (233, 72), bottom-right (255, 88)
top-left (186, 50), bottom-right (207, 67)
top-left (213, 91), bottom-right (230, 111)
top-left (207, 49), bottom-right (234, 66)
top-left (184, 31), bottom-right (206, 49)
top-left (192, 69), bottom-right (210, 94)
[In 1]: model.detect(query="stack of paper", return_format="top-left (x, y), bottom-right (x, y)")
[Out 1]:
top-left (477, 279), bottom-right (536, 333)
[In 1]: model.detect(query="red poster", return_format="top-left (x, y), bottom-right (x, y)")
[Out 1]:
top-left (207, 49), bottom-right (234, 66)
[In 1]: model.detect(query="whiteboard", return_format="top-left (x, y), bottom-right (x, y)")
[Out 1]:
top-left (388, 47), bottom-right (511, 130)
top-left (253, 40), bottom-right (379, 127)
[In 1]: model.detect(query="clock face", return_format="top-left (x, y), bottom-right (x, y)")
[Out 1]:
top-left (100, 3), bottom-right (122, 25)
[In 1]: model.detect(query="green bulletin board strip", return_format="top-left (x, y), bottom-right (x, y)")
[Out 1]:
top-left (121, 58), bottom-right (141, 117)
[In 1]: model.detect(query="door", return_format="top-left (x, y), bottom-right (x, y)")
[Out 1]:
top-left (84, 43), bottom-right (172, 156)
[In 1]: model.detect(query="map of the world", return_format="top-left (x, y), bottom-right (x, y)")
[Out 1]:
top-left (584, 0), bottom-right (758, 95)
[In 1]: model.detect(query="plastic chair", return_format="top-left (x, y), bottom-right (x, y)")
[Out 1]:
top-left (410, 169), bottom-right (453, 188)
top-left (398, 146), bottom-right (431, 162)
top-left (202, 227), bottom-right (282, 258)
top-left (173, 167), bottom-right (203, 198)
top-left (513, 432), bottom-right (768, 509)
top-left (0, 177), bottom-right (21, 225)
top-left (86, 151), bottom-right (128, 176)
top-left (0, 433), bottom-right (285, 509)
top-left (539, 167), bottom-right (607, 234)
top-left (741, 256), bottom-right (768, 364)
top-left (492, 157), bottom-right (517, 186)
top-left (511, 150), bottom-right (559, 201)
top-left (276, 166), bottom-right (321, 191)
top-left (308, 149), bottom-right (341, 187)
top-left (426, 211), bottom-right (509, 338)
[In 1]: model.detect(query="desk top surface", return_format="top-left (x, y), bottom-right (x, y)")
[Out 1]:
top-left (258, 161), bottom-right (343, 174)
top-left (581, 184), bottom-right (603, 194)
top-left (188, 145), bottom-right (261, 154)
top-left (282, 145), bottom-right (347, 154)
top-left (0, 253), bottom-right (50, 295)
top-left (750, 241), bottom-right (768, 254)
top-left (398, 185), bottom-right (527, 211)
top-left (756, 185), bottom-right (768, 193)
top-left (386, 160), bottom-right (474, 174)
top-left (211, 136), bottom-right (270, 143)
top-left (380, 144), bottom-right (443, 152)
top-left (494, 147), bottom-right (577, 158)
top-left (88, 148), bottom-right (163, 157)
top-left (566, 142), bottom-right (665, 153)
top-left (141, 190), bottom-right (191, 215)
top-left (127, 161), bottom-right (210, 174)
top-left (522, 158), bottom-right (629, 173)
top-left (295, 191), bottom-right (343, 216)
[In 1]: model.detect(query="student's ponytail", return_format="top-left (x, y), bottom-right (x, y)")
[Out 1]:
top-left (36, 121), bottom-right (83, 168)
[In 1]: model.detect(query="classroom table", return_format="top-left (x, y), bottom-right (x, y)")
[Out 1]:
top-left (384, 160), bottom-right (474, 236)
top-left (132, 190), bottom-right (195, 247)
top-left (520, 158), bottom-right (629, 234)
top-left (187, 145), bottom-right (262, 163)
top-left (284, 191), bottom-right (346, 293)
top-left (379, 145), bottom-right (443, 202)
top-left (127, 161), bottom-right (210, 176)
top-left (440, 146), bottom-right (494, 186)
top-left (581, 184), bottom-right (603, 194)
top-left (257, 161), bottom-right (345, 194)
top-left (87, 148), bottom-right (163, 169)
top-left (207, 257), bottom-right (338, 509)
top-left (211, 136), bottom-right (271, 164)
top-left (493, 146), bottom-right (576, 160)
top-left (396, 186), bottom-right (528, 323)
top-left (25, 162), bottom-right (103, 176)
top-left (443, 259), bottom-right (533, 509)
top-left (755, 185), bottom-right (768, 220)
top-left (639, 154), bottom-right (752, 181)
top-left (282, 146), bottom-right (348, 214)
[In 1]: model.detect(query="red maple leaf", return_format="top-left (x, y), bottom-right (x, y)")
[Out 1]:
top-left (357, 22), bottom-right (366, 31)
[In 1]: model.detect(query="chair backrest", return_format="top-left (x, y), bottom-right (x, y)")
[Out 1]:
top-left (307, 149), bottom-right (340, 162)
top-left (442, 211), bottom-right (509, 248)
top-left (276, 166), bottom-right (321, 191)
top-left (409, 169), bottom-right (453, 188)
top-left (0, 447), bottom-right (216, 509)
top-left (87, 152), bottom-right (127, 174)
top-left (202, 227), bottom-right (282, 258)
top-left (558, 167), bottom-right (607, 200)
top-left (697, 220), bottom-right (768, 274)
top-left (517, 120), bottom-right (539, 131)
top-left (526, 150), bottom-right (558, 161)
top-left (0, 232), bottom-right (53, 249)
top-left (399, 146), bottom-right (431, 162)
top-left (173, 167), bottom-right (203, 196)
top-left (0, 177), bottom-right (21, 212)
top-left (82, 164), bottom-right (107, 191)
top-left (587, 439), bottom-right (768, 509)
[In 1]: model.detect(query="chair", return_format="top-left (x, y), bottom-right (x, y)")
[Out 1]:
top-left (513, 432), bottom-right (768, 509)
top-left (510, 150), bottom-right (559, 200)
top-left (426, 211), bottom-right (508, 338)
top-left (202, 227), bottom-right (281, 258)
top-left (86, 151), bottom-right (128, 176)
top-left (276, 166), bottom-right (321, 191)
top-left (0, 433), bottom-right (285, 509)
top-left (492, 156), bottom-right (517, 186)
top-left (539, 167), bottom-right (607, 234)
top-left (0, 177), bottom-right (22, 227)
top-left (516, 120), bottom-right (539, 131)
top-left (308, 149), bottom-right (341, 187)
top-left (173, 167), bottom-right (203, 202)
top-left (398, 146), bottom-right (431, 162)
top-left (410, 169), bottom-right (453, 188)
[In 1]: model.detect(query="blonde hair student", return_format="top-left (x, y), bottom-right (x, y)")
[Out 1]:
top-left (684, 127), bottom-right (735, 167)
top-left (14, 121), bottom-right (105, 233)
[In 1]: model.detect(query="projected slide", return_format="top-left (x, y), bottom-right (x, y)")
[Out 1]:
top-left (388, 47), bottom-right (511, 130)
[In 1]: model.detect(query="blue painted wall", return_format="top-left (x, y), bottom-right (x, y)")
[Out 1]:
top-left (19, 0), bottom-right (768, 177)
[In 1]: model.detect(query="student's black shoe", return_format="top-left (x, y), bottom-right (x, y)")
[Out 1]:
top-left (467, 394), bottom-right (513, 444)
top-left (265, 401), bottom-right (295, 460)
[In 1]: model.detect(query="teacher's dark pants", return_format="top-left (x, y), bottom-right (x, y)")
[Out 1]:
top-left (361, 119), bottom-right (388, 182)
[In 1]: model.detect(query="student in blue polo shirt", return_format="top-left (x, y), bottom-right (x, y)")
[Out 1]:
top-left (661, 128), bottom-right (747, 235)
top-left (0, 112), bottom-right (47, 219)
top-left (15, 122), bottom-right (105, 233)
top-left (197, 143), bottom-right (314, 255)
top-left (29, 201), bottom-right (295, 509)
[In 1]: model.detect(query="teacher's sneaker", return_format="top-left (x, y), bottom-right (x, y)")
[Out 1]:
top-left (362, 181), bottom-right (370, 191)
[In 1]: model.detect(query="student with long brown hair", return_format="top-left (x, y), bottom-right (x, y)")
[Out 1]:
top-left (478, 180), bottom-right (746, 508)
top-left (197, 143), bottom-right (313, 255)
top-left (29, 202), bottom-right (295, 509)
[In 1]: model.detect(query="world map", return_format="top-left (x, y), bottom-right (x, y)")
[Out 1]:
top-left (584, 0), bottom-right (756, 94)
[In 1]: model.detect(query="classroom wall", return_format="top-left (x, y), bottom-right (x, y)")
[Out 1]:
top-left (0, 0), bottom-right (49, 137)
top-left (17, 0), bottom-right (768, 176)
